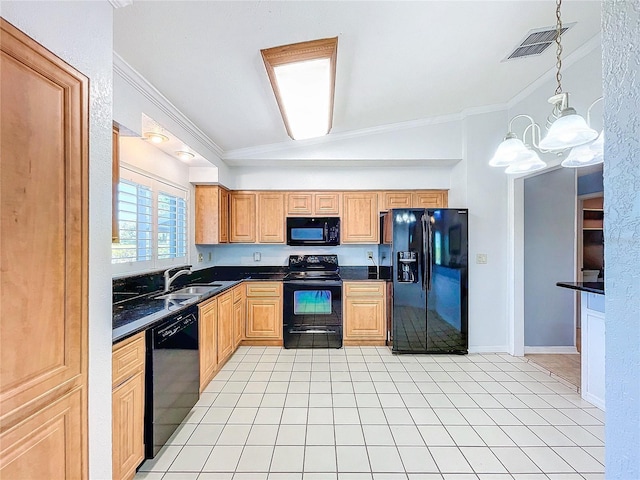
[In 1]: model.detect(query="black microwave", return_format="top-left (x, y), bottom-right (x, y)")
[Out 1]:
top-left (286, 217), bottom-right (340, 246)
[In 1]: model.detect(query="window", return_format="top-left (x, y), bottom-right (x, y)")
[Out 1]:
top-left (112, 167), bottom-right (189, 274)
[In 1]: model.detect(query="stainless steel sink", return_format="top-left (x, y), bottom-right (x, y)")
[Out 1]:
top-left (154, 292), bottom-right (201, 301)
top-left (173, 285), bottom-right (221, 295)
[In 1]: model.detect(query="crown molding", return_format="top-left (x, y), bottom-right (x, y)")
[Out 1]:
top-left (113, 52), bottom-right (224, 158)
top-left (109, 0), bottom-right (133, 9)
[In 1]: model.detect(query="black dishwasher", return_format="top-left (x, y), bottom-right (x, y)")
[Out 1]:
top-left (145, 304), bottom-right (199, 458)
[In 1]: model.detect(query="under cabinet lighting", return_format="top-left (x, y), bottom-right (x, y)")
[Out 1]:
top-left (261, 37), bottom-right (338, 141)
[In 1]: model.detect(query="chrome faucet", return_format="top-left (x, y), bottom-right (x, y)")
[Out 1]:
top-left (163, 265), bottom-right (192, 293)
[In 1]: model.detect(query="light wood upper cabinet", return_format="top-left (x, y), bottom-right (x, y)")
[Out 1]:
top-left (258, 192), bottom-right (285, 243)
top-left (230, 192), bottom-right (256, 243)
top-left (1, 19), bottom-right (89, 479)
top-left (287, 193), bottom-right (313, 215)
top-left (380, 191), bottom-right (412, 211)
top-left (343, 282), bottom-right (386, 345)
top-left (287, 192), bottom-right (340, 216)
top-left (245, 282), bottom-right (283, 340)
top-left (112, 333), bottom-right (145, 480)
top-left (195, 185), bottom-right (230, 244)
top-left (413, 191), bottom-right (448, 208)
top-left (199, 298), bottom-right (218, 393)
top-left (342, 192), bottom-right (379, 243)
top-left (217, 291), bottom-right (234, 364)
top-left (113, 125), bottom-right (120, 243)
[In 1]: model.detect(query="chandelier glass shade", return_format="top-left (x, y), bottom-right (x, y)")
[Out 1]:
top-left (539, 107), bottom-right (599, 150)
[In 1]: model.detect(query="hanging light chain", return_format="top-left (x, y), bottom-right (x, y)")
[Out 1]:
top-left (554, 0), bottom-right (563, 95)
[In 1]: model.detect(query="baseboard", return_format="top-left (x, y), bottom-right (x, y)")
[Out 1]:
top-left (468, 345), bottom-right (510, 354)
top-left (524, 346), bottom-right (579, 354)
top-left (582, 391), bottom-right (606, 411)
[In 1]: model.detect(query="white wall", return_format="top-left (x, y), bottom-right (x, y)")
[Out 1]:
top-left (0, 2), bottom-right (114, 478)
top-left (229, 165), bottom-right (453, 191)
top-left (524, 168), bottom-right (577, 349)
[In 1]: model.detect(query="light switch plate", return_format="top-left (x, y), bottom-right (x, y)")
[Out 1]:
top-left (476, 253), bottom-right (487, 264)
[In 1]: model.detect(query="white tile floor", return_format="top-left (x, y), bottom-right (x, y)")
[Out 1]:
top-left (135, 346), bottom-right (605, 480)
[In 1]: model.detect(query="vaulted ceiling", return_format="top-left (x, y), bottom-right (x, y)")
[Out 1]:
top-left (113, 1), bottom-right (601, 160)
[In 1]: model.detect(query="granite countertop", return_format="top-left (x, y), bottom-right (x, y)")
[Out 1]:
top-left (112, 266), bottom-right (389, 343)
top-left (557, 281), bottom-right (605, 295)
top-left (112, 280), bottom-right (243, 343)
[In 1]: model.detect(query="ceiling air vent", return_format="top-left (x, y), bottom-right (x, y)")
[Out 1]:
top-left (503, 23), bottom-right (575, 61)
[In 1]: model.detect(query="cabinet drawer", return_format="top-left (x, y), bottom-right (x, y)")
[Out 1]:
top-left (344, 282), bottom-right (385, 297)
top-left (112, 332), bottom-right (145, 388)
top-left (246, 282), bottom-right (282, 297)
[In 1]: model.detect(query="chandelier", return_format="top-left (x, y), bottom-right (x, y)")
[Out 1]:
top-left (490, 0), bottom-right (603, 174)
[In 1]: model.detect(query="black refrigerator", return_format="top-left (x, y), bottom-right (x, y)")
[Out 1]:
top-left (381, 208), bottom-right (468, 354)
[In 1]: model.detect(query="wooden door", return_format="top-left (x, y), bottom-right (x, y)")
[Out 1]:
top-left (287, 192), bottom-right (313, 215)
top-left (217, 292), bottom-right (235, 363)
top-left (1, 19), bottom-right (88, 478)
top-left (258, 192), bottom-right (285, 243)
top-left (230, 192), bottom-right (256, 243)
top-left (314, 192), bottom-right (341, 215)
top-left (198, 300), bottom-right (218, 392)
top-left (342, 192), bottom-right (379, 243)
top-left (112, 371), bottom-right (145, 480)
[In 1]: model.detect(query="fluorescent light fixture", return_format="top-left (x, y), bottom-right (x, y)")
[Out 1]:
top-left (261, 37), bottom-right (338, 141)
top-left (175, 150), bottom-right (195, 162)
top-left (144, 132), bottom-right (168, 144)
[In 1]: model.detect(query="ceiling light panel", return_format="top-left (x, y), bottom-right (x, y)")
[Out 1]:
top-left (261, 37), bottom-right (338, 141)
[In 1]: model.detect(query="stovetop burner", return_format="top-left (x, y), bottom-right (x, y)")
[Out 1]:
top-left (285, 254), bottom-right (340, 281)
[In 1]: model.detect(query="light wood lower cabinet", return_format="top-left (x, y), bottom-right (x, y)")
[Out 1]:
top-left (112, 333), bottom-right (145, 480)
top-left (199, 298), bottom-right (218, 393)
top-left (233, 286), bottom-right (246, 348)
top-left (245, 282), bottom-right (283, 344)
top-left (343, 282), bottom-right (386, 346)
top-left (217, 291), bottom-right (234, 364)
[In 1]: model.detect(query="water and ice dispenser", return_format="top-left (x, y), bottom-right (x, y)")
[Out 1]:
top-left (397, 251), bottom-right (418, 283)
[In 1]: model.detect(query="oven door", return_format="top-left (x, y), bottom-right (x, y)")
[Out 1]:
top-left (283, 280), bottom-right (342, 348)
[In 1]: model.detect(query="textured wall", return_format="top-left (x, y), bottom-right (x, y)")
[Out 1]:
top-left (602, 1), bottom-right (640, 477)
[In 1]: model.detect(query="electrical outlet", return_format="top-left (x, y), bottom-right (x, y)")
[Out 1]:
top-left (367, 251), bottom-right (374, 259)
top-left (208, 252), bottom-right (212, 261)
top-left (254, 252), bottom-right (261, 262)
top-left (198, 253), bottom-right (204, 263)
top-left (476, 253), bottom-right (488, 264)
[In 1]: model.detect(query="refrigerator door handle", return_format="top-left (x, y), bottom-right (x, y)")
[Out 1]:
top-left (421, 213), bottom-right (431, 292)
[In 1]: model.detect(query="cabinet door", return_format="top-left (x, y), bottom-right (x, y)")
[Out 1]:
top-left (0, 387), bottom-right (84, 480)
top-left (382, 191), bottom-right (412, 211)
top-left (412, 191), bottom-right (448, 208)
top-left (1, 20), bottom-right (88, 471)
top-left (219, 187), bottom-right (230, 243)
top-left (314, 192), bottom-right (341, 215)
top-left (217, 292), bottom-right (235, 364)
top-left (246, 298), bottom-right (282, 339)
top-left (258, 192), bottom-right (285, 243)
top-left (195, 186), bottom-right (229, 244)
top-left (112, 125), bottom-right (120, 243)
top-left (344, 297), bottom-right (385, 340)
top-left (233, 288), bottom-right (245, 348)
top-left (198, 300), bottom-right (218, 392)
top-left (342, 193), bottom-right (379, 243)
top-left (230, 192), bottom-right (256, 243)
top-left (287, 193), bottom-right (313, 215)
top-left (112, 371), bottom-right (145, 480)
